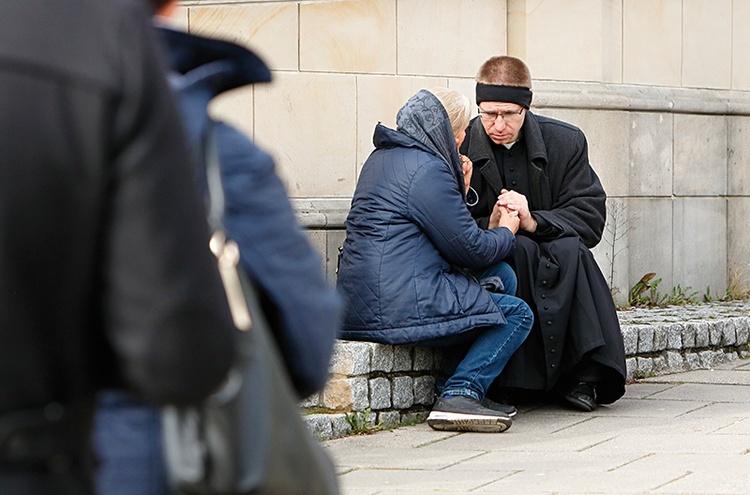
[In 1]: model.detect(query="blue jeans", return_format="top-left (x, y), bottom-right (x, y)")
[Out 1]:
top-left (92, 391), bottom-right (171, 495)
top-left (424, 262), bottom-right (533, 400)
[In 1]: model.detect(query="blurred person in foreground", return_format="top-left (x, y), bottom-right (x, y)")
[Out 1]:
top-left (460, 55), bottom-right (626, 411)
top-left (337, 87), bottom-right (533, 433)
top-left (0, 1), bottom-right (237, 494)
top-left (92, 1), bottom-right (342, 493)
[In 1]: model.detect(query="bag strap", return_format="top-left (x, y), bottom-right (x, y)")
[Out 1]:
top-left (202, 123), bottom-right (253, 331)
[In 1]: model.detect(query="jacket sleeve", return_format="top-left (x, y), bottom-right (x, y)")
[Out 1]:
top-left (103, 5), bottom-right (236, 406)
top-left (531, 132), bottom-right (606, 248)
top-left (406, 157), bottom-right (516, 270)
top-left (218, 123), bottom-right (341, 398)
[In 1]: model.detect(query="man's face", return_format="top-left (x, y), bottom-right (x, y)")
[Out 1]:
top-left (477, 102), bottom-right (526, 145)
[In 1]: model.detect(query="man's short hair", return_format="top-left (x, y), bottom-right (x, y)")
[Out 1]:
top-left (476, 56), bottom-right (532, 88)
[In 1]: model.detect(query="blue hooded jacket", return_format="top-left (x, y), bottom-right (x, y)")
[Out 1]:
top-left (157, 28), bottom-right (341, 398)
top-left (337, 90), bottom-right (516, 344)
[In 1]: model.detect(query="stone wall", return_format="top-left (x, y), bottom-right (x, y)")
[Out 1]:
top-left (303, 301), bottom-right (750, 439)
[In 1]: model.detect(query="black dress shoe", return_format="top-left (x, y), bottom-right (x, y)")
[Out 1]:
top-left (564, 382), bottom-right (597, 412)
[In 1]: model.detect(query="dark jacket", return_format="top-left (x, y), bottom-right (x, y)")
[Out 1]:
top-left (461, 112), bottom-right (606, 248)
top-left (0, 0), bottom-right (235, 417)
top-left (338, 122), bottom-right (516, 344)
top-left (158, 28), bottom-right (341, 398)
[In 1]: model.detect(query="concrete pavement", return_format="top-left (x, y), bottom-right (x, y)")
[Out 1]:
top-left (323, 358), bottom-right (750, 494)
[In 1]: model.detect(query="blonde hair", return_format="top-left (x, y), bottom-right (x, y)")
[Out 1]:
top-left (426, 87), bottom-right (471, 137)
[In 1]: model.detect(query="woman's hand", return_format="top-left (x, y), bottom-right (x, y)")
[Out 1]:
top-left (488, 203), bottom-right (519, 234)
top-left (460, 155), bottom-right (473, 192)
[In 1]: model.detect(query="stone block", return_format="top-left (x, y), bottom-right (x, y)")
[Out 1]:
top-left (623, 0), bottom-right (681, 86)
top-left (329, 341), bottom-right (371, 376)
top-left (399, 0), bottom-right (505, 77)
top-left (673, 199), bottom-right (728, 297)
top-left (330, 414), bottom-right (352, 439)
top-left (300, 392), bottom-right (322, 409)
top-left (624, 198), bottom-right (674, 297)
top-left (637, 325), bottom-right (655, 353)
top-left (666, 351), bottom-right (685, 373)
top-left (728, 198), bottom-right (750, 290)
top-left (736, 318), bottom-right (750, 345)
top-left (300, 0), bottom-right (396, 74)
top-left (698, 350), bottom-right (724, 369)
top-left (728, 117), bottom-right (750, 195)
top-left (722, 319), bottom-right (737, 346)
top-left (393, 346), bottom-right (412, 371)
top-left (413, 376), bottom-right (436, 405)
top-left (305, 414), bottom-right (333, 440)
top-left (682, 0), bottom-right (732, 89)
top-left (255, 72), bottom-right (357, 197)
top-left (682, 323), bottom-right (697, 348)
top-left (652, 354), bottom-right (668, 374)
top-left (400, 411), bottom-right (426, 425)
top-left (413, 347), bottom-right (434, 371)
top-left (653, 325), bottom-right (668, 351)
top-left (369, 377), bottom-right (392, 410)
top-left (709, 322), bottom-right (724, 346)
top-left (508, 0), bottom-right (622, 83)
top-left (674, 115), bottom-right (728, 196)
top-left (392, 376), bottom-right (415, 409)
top-left (666, 323), bottom-right (683, 350)
top-left (189, 3), bottom-right (298, 71)
top-left (322, 377), bottom-right (369, 411)
top-left (693, 321), bottom-right (710, 348)
top-left (621, 326), bottom-right (639, 355)
top-left (628, 114), bottom-right (673, 196)
top-left (377, 411), bottom-right (401, 429)
top-left (625, 357), bottom-right (637, 381)
top-left (371, 344), bottom-right (394, 372)
top-left (636, 357), bottom-right (653, 376)
top-left (684, 352), bottom-right (701, 370)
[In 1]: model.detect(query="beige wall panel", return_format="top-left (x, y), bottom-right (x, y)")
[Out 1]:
top-left (254, 72), bottom-right (357, 197)
top-left (356, 76), bottom-right (445, 172)
top-left (169, 7), bottom-right (189, 30)
top-left (728, 116), bottom-right (750, 196)
top-left (673, 114), bottom-right (727, 196)
top-left (508, 0), bottom-right (622, 83)
top-left (622, 0), bottom-right (681, 86)
top-left (727, 198), bottom-right (750, 291)
top-left (535, 108), bottom-right (629, 197)
top-left (625, 198), bottom-right (674, 300)
top-left (629, 112), bottom-right (673, 197)
top-left (189, 4), bottom-right (298, 71)
top-left (590, 197), bottom-right (633, 305)
top-left (673, 198), bottom-right (727, 295)
top-left (682, 0), bottom-right (732, 89)
top-left (208, 87), bottom-right (255, 140)
top-left (300, 0), bottom-right (396, 74)
top-left (732, 0), bottom-right (750, 90)
top-left (398, 0), bottom-right (506, 77)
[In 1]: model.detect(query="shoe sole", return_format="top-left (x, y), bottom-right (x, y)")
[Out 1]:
top-left (564, 395), bottom-right (596, 412)
top-left (426, 412), bottom-right (512, 433)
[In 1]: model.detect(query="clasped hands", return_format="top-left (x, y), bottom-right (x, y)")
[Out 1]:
top-left (489, 189), bottom-right (537, 234)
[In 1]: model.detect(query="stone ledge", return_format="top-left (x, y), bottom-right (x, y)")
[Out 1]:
top-left (302, 301), bottom-right (750, 440)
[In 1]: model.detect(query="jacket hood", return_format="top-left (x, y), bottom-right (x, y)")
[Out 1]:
top-left (157, 27), bottom-right (271, 96)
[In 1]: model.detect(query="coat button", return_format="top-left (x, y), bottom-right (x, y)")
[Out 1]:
top-left (550, 348), bottom-right (556, 353)
top-left (551, 364), bottom-right (556, 368)
top-left (546, 320), bottom-right (552, 326)
top-left (542, 280), bottom-right (548, 286)
top-left (546, 263), bottom-right (551, 268)
top-left (544, 305), bottom-right (549, 310)
top-left (549, 336), bottom-right (554, 341)
top-left (541, 294), bottom-right (547, 299)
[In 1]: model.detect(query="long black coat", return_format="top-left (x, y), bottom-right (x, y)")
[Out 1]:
top-left (0, 0), bottom-right (235, 434)
top-left (461, 113), bottom-right (626, 403)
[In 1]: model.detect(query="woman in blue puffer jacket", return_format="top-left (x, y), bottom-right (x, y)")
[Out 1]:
top-left (337, 88), bottom-right (533, 433)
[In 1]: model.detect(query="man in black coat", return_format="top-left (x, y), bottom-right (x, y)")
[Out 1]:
top-left (0, 1), bottom-right (236, 493)
top-left (460, 55), bottom-right (626, 411)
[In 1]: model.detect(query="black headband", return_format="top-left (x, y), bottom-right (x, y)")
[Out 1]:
top-left (475, 83), bottom-right (533, 109)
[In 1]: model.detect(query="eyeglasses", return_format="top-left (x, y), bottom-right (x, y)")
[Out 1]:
top-left (477, 108), bottom-right (524, 123)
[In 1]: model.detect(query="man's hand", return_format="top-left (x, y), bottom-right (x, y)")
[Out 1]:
top-left (460, 155), bottom-right (473, 192)
top-left (497, 188), bottom-right (536, 232)
top-left (488, 203), bottom-right (519, 234)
